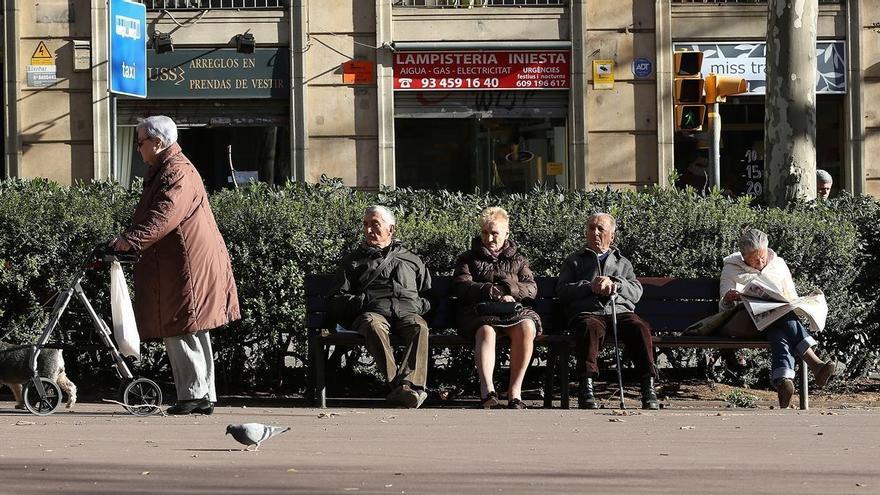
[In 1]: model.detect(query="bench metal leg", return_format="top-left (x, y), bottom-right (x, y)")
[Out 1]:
top-left (543, 348), bottom-right (555, 409)
top-left (309, 331), bottom-right (327, 409)
top-left (799, 357), bottom-right (809, 410)
top-left (559, 346), bottom-right (570, 410)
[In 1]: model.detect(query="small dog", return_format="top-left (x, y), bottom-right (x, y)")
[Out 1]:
top-left (0, 343), bottom-right (77, 410)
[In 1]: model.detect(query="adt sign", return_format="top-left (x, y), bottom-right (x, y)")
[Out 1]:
top-left (632, 57), bottom-right (653, 79)
top-left (109, 0), bottom-right (146, 98)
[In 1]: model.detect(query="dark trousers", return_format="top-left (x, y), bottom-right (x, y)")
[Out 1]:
top-left (571, 312), bottom-right (656, 379)
top-left (353, 312), bottom-right (429, 389)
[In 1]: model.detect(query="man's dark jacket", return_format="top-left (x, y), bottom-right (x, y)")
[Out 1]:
top-left (556, 247), bottom-right (643, 323)
top-left (330, 241), bottom-right (432, 324)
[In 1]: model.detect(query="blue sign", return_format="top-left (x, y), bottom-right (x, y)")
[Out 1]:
top-left (632, 57), bottom-right (653, 78)
top-left (109, 0), bottom-right (147, 98)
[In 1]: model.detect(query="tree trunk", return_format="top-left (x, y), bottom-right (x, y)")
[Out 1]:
top-left (764, 0), bottom-right (818, 207)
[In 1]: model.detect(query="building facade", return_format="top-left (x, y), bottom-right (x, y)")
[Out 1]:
top-left (2, 0), bottom-right (878, 196)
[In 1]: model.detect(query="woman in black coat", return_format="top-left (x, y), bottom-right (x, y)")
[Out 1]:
top-left (452, 207), bottom-right (541, 409)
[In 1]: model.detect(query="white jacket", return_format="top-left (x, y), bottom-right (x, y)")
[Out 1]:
top-left (718, 249), bottom-right (798, 311)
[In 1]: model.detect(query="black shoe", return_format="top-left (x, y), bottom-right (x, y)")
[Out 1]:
top-left (579, 377), bottom-right (598, 410)
top-left (195, 402), bottom-right (215, 415)
top-left (167, 397), bottom-right (212, 415)
top-left (480, 391), bottom-right (500, 409)
top-left (641, 377), bottom-right (660, 410)
top-left (507, 398), bottom-right (527, 410)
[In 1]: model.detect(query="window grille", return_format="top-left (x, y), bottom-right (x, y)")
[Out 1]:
top-left (394, 0), bottom-right (566, 7)
top-left (141, 0), bottom-right (284, 11)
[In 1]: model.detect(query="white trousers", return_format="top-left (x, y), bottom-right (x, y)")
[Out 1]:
top-left (163, 331), bottom-right (216, 402)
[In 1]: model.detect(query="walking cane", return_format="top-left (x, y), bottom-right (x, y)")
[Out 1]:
top-left (610, 290), bottom-right (626, 410)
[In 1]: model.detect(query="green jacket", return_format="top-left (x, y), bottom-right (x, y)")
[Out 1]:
top-left (330, 241), bottom-right (432, 323)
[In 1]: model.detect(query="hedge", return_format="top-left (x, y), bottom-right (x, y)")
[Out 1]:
top-left (0, 177), bottom-right (877, 394)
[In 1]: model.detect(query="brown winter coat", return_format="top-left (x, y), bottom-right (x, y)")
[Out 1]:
top-left (452, 238), bottom-right (541, 336)
top-left (123, 143), bottom-right (240, 341)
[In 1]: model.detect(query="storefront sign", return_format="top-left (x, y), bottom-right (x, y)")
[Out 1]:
top-left (592, 60), bottom-right (614, 89)
top-left (673, 41), bottom-right (845, 94)
top-left (393, 50), bottom-right (569, 91)
top-left (146, 48), bottom-right (290, 99)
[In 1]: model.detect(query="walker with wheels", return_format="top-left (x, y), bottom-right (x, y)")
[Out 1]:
top-left (22, 244), bottom-right (162, 416)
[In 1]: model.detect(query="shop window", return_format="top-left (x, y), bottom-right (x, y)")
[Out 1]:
top-left (673, 96), bottom-right (843, 199)
top-left (395, 118), bottom-right (567, 193)
top-left (123, 126), bottom-right (290, 191)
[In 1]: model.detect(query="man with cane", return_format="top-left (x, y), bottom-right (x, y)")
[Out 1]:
top-left (556, 213), bottom-right (659, 410)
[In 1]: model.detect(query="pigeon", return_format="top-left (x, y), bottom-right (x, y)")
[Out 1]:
top-left (226, 423), bottom-right (290, 451)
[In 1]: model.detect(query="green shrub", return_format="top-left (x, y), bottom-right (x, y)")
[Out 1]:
top-left (0, 178), bottom-right (877, 394)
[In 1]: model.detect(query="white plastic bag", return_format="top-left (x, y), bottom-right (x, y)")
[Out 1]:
top-left (110, 260), bottom-right (141, 360)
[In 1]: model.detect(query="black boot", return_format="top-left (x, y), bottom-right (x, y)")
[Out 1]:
top-left (578, 377), bottom-right (598, 410)
top-left (167, 396), bottom-right (212, 415)
top-left (641, 377), bottom-right (660, 410)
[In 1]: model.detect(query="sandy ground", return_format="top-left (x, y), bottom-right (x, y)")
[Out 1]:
top-left (2, 398), bottom-right (879, 495)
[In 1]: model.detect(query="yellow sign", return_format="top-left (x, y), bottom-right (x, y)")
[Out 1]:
top-left (546, 162), bottom-right (564, 176)
top-left (592, 59), bottom-right (614, 90)
top-left (31, 41), bottom-right (54, 66)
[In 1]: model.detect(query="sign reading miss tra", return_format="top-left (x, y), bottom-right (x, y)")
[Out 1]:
top-left (109, 0), bottom-right (146, 98)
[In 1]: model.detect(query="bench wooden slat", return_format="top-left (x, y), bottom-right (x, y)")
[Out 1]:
top-left (305, 273), bottom-right (335, 296)
top-left (536, 276), bottom-right (557, 296)
top-left (635, 300), bottom-right (718, 317)
top-left (640, 277), bottom-right (718, 300)
top-left (307, 312), bottom-right (332, 329)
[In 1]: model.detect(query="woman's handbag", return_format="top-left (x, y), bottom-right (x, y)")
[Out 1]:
top-left (684, 305), bottom-right (743, 336)
top-left (475, 301), bottom-right (523, 316)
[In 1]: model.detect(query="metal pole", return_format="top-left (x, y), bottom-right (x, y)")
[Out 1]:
top-left (709, 102), bottom-right (721, 190)
top-left (110, 93), bottom-right (117, 182)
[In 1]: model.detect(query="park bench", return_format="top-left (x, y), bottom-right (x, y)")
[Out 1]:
top-left (303, 275), bottom-right (812, 410)
top-left (303, 274), bottom-right (567, 409)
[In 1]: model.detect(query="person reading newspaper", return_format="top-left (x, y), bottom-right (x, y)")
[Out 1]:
top-left (719, 229), bottom-right (838, 408)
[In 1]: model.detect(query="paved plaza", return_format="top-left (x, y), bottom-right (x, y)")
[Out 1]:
top-left (2, 400), bottom-right (879, 494)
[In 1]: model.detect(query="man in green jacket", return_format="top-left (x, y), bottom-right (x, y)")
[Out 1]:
top-left (330, 205), bottom-right (432, 408)
top-left (556, 213), bottom-right (659, 410)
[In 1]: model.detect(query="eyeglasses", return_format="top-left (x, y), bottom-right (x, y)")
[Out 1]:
top-left (136, 136), bottom-right (150, 149)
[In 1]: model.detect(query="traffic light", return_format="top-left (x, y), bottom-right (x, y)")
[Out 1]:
top-left (705, 74), bottom-right (747, 103)
top-left (673, 50), bottom-right (705, 131)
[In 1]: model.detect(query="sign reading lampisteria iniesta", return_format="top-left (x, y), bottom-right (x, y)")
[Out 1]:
top-left (393, 50), bottom-right (570, 91)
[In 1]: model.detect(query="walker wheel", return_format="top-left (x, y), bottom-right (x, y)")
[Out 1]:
top-left (22, 378), bottom-right (62, 416)
top-left (122, 378), bottom-right (163, 416)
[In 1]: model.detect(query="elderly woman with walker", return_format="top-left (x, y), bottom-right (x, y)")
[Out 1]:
top-left (111, 115), bottom-right (240, 415)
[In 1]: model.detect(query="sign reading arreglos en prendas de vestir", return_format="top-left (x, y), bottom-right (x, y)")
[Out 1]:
top-left (393, 51), bottom-right (570, 91)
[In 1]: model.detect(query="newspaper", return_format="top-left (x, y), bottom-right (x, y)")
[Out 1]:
top-left (738, 276), bottom-right (828, 332)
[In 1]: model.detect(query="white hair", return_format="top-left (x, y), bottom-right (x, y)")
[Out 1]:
top-left (137, 115), bottom-right (178, 149)
top-left (479, 206), bottom-right (509, 229)
top-left (816, 169), bottom-right (833, 184)
top-left (588, 212), bottom-right (617, 233)
top-left (364, 205), bottom-right (395, 226)
top-left (738, 228), bottom-right (768, 255)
